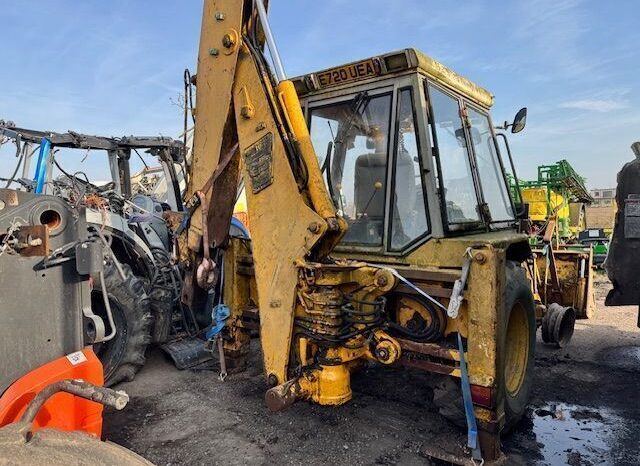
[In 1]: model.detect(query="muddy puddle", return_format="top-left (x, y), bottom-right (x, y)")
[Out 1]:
top-left (505, 403), bottom-right (633, 465)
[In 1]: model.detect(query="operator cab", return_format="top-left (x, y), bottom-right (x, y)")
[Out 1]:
top-left (293, 49), bottom-right (521, 254)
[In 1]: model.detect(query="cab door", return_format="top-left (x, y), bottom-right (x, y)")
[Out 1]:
top-left (306, 78), bottom-right (434, 255)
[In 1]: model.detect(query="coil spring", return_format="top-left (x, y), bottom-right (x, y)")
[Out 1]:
top-left (294, 293), bottom-right (386, 346)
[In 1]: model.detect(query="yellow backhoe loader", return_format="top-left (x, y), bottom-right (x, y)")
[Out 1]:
top-left (176, 1), bottom-right (555, 462)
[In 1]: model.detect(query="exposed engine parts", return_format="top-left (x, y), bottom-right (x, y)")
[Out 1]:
top-left (295, 288), bottom-right (386, 346)
top-left (0, 122), bottom-right (214, 384)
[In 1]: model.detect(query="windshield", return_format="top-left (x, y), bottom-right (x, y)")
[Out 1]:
top-left (467, 108), bottom-right (514, 222)
top-left (427, 84), bottom-right (480, 224)
top-left (309, 93), bottom-right (393, 246)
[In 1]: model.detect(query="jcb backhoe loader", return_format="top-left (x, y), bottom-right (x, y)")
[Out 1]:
top-left (178, 1), bottom-right (543, 461)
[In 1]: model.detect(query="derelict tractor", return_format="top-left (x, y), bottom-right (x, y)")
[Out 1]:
top-left (174, 1), bottom-right (563, 462)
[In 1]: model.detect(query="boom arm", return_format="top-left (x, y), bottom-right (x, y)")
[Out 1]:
top-left (182, 0), bottom-right (348, 383)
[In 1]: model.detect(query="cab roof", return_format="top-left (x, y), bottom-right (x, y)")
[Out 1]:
top-left (291, 48), bottom-right (494, 109)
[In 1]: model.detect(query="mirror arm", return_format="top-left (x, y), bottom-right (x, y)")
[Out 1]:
top-left (495, 132), bottom-right (526, 218)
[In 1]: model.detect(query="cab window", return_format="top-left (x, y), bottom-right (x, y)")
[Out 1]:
top-left (427, 84), bottom-right (480, 225)
top-left (389, 88), bottom-right (429, 250)
top-left (309, 93), bottom-right (393, 246)
top-left (467, 107), bottom-right (514, 222)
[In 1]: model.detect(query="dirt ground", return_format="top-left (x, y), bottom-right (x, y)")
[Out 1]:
top-left (104, 275), bottom-right (640, 466)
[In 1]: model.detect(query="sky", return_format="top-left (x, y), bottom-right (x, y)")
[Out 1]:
top-left (1, 0), bottom-right (639, 188)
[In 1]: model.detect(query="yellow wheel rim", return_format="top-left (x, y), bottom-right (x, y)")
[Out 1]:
top-left (505, 302), bottom-right (529, 397)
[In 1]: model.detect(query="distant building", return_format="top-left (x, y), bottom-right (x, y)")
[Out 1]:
top-left (590, 188), bottom-right (615, 207)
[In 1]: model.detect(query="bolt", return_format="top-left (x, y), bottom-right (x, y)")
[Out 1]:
top-left (327, 217), bottom-right (340, 231)
top-left (215, 12), bottom-right (225, 21)
top-left (376, 347), bottom-right (390, 362)
top-left (222, 34), bottom-right (235, 49)
top-left (376, 275), bottom-right (388, 287)
top-left (308, 222), bottom-right (320, 234)
top-left (267, 374), bottom-right (279, 387)
top-left (240, 105), bottom-right (254, 119)
top-left (474, 252), bottom-right (486, 264)
top-left (208, 48), bottom-right (219, 56)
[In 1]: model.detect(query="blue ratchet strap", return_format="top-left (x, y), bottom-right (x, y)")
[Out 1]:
top-left (175, 195), bottom-right (200, 235)
top-left (457, 332), bottom-right (483, 462)
top-left (33, 138), bottom-right (51, 194)
top-left (206, 304), bottom-right (231, 340)
top-left (177, 213), bottom-right (190, 235)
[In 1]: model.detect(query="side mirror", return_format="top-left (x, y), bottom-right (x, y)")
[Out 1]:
top-left (511, 107), bottom-right (527, 134)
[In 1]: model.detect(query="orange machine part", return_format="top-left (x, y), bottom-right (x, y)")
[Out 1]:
top-left (0, 347), bottom-right (104, 437)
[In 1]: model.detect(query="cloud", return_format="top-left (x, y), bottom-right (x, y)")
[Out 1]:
top-left (513, 0), bottom-right (592, 78)
top-left (556, 88), bottom-right (631, 113)
top-left (559, 99), bottom-right (629, 112)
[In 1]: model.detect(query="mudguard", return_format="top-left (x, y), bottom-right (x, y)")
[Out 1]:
top-left (0, 348), bottom-right (104, 436)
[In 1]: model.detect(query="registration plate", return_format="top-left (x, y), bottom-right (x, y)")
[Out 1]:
top-left (316, 59), bottom-right (381, 88)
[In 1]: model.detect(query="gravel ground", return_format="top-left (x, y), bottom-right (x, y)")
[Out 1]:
top-left (104, 274), bottom-right (640, 466)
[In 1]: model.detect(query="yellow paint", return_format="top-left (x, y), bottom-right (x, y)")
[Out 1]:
top-left (186, 5), bottom-right (535, 450)
top-left (294, 329), bottom-right (401, 406)
top-left (297, 364), bottom-right (352, 406)
top-left (412, 49), bottom-right (494, 108)
top-left (504, 301), bottom-right (530, 396)
top-left (186, 0), bottom-right (245, 247)
top-left (293, 48), bottom-right (494, 108)
top-left (521, 187), bottom-right (568, 222)
top-left (276, 79), bottom-right (348, 252)
top-left (533, 248), bottom-right (595, 318)
top-left (233, 47), bottom-right (327, 385)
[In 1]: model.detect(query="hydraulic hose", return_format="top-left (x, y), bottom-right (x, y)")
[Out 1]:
top-left (98, 270), bottom-right (117, 342)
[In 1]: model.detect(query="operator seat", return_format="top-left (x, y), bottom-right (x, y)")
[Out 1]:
top-left (354, 151), bottom-right (387, 220)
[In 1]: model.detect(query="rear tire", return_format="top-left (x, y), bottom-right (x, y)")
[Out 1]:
top-left (432, 262), bottom-right (535, 432)
top-left (500, 261), bottom-right (536, 431)
top-left (91, 260), bottom-right (152, 386)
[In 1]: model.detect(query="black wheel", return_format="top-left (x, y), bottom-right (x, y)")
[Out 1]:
top-left (432, 262), bottom-right (535, 432)
top-left (91, 260), bottom-right (152, 386)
